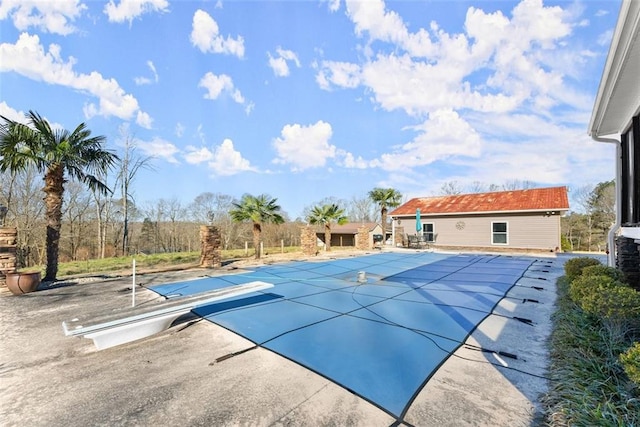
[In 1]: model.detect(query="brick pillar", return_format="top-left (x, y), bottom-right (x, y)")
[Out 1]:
top-left (0, 228), bottom-right (17, 289)
top-left (300, 226), bottom-right (318, 256)
top-left (395, 226), bottom-right (405, 247)
top-left (200, 225), bottom-right (221, 268)
top-left (356, 226), bottom-right (371, 250)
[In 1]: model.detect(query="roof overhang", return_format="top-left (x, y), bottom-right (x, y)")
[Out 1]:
top-left (392, 208), bottom-right (569, 218)
top-left (589, 0), bottom-right (640, 138)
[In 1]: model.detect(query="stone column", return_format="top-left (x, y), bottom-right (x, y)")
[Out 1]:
top-left (395, 226), bottom-right (405, 247)
top-left (0, 228), bottom-right (17, 289)
top-left (356, 226), bottom-right (371, 250)
top-left (199, 225), bottom-right (221, 268)
top-left (300, 226), bottom-right (318, 256)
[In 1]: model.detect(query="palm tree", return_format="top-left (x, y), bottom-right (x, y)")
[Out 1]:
top-left (229, 194), bottom-right (285, 259)
top-left (0, 111), bottom-right (118, 281)
top-left (307, 203), bottom-right (348, 252)
top-left (368, 187), bottom-right (403, 238)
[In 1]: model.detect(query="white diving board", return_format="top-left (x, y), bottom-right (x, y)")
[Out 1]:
top-left (62, 281), bottom-right (274, 350)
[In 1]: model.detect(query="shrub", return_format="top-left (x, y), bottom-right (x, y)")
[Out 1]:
top-left (569, 274), bottom-right (620, 306)
top-left (580, 285), bottom-right (640, 320)
top-left (620, 342), bottom-right (640, 386)
top-left (582, 264), bottom-right (626, 282)
top-left (543, 277), bottom-right (640, 425)
top-left (564, 257), bottom-right (601, 281)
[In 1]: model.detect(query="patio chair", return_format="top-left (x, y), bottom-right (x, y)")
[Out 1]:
top-left (407, 234), bottom-right (418, 248)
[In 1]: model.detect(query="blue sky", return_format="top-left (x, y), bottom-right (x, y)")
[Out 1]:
top-left (0, 0), bottom-right (620, 219)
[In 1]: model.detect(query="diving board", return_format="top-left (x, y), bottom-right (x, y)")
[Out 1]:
top-left (62, 281), bottom-right (274, 350)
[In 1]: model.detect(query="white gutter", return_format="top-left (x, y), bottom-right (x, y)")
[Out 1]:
top-left (590, 135), bottom-right (621, 267)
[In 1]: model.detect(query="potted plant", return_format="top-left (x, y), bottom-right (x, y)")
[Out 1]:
top-left (5, 270), bottom-right (41, 295)
top-left (1, 207), bottom-right (40, 295)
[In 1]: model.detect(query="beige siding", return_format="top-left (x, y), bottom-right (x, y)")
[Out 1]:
top-left (400, 213), bottom-right (561, 250)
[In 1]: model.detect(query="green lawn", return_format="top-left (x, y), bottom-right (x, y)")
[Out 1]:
top-left (25, 247), bottom-right (303, 277)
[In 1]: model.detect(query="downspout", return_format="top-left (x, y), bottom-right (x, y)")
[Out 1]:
top-left (590, 135), bottom-right (621, 267)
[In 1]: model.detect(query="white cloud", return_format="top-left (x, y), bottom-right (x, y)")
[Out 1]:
top-left (268, 47), bottom-right (300, 77)
top-left (244, 101), bottom-right (255, 116)
top-left (0, 0), bottom-right (86, 35)
top-left (190, 9), bottom-right (244, 58)
top-left (321, 0), bottom-right (580, 117)
top-left (0, 33), bottom-right (151, 126)
top-left (136, 111), bottom-right (153, 129)
top-left (136, 137), bottom-right (179, 163)
top-left (185, 139), bottom-right (255, 176)
top-left (272, 120), bottom-right (338, 171)
top-left (339, 151), bottom-right (369, 169)
top-left (208, 139), bottom-right (255, 175)
top-left (597, 29), bottom-right (614, 46)
top-left (323, 0), bottom-right (340, 13)
top-left (429, 110), bottom-right (615, 191)
top-left (134, 60), bottom-right (159, 85)
top-left (103, 0), bottom-right (169, 25)
top-left (195, 124), bottom-right (205, 144)
top-left (198, 72), bottom-right (245, 104)
top-left (316, 61), bottom-right (361, 90)
top-left (0, 102), bottom-right (27, 123)
top-left (175, 122), bottom-right (185, 138)
top-left (268, 56), bottom-right (289, 78)
top-left (345, 0), bottom-right (436, 58)
top-left (371, 109), bottom-right (481, 171)
top-left (184, 146), bottom-right (213, 164)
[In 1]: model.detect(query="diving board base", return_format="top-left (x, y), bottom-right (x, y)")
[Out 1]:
top-left (84, 309), bottom-right (191, 350)
top-left (62, 281), bottom-right (273, 350)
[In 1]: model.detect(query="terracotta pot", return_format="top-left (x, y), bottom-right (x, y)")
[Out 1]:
top-left (5, 272), bottom-right (41, 295)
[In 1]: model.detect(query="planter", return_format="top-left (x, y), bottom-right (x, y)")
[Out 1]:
top-left (5, 272), bottom-right (41, 295)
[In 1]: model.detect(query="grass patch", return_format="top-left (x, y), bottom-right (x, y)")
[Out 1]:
top-left (25, 247), bottom-right (305, 277)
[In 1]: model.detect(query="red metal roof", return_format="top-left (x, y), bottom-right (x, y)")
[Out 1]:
top-left (390, 186), bottom-right (569, 216)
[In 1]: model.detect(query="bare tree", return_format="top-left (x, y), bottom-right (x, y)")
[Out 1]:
top-left (468, 181), bottom-right (487, 193)
top-left (347, 195), bottom-right (376, 223)
top-left (502, 179), bottom-right (536, 191)
top-left (61, 181), bottom-right (93, 261)
top-left (189, 192), bottom-right (242, 249)
top-left (163, 197), bottom-right (185, 252)
top-left (90, 168), bottom-right (115, 259)
top-left (573, 184), bottom-right (595, 251)
top-left (0, 166), bottom-right (46, 267)
top-left (115, 127), bottom-right (154, 256)
top-left (440, 181), bottom-right (463, 195)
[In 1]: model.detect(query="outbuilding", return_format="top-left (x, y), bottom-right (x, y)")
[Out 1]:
top-left (315, 222), bottom-right (384, 249)
top-left (390, 186), bottom-right (569, 252)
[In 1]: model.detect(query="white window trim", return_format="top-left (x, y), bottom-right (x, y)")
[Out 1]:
top-left (491, 221), bottom-right (509, 245)
top-left (422, 222), bottom-right (435, 242)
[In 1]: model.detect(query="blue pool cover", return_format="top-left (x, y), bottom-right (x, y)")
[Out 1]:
top-left (150, 252), bottom-right (535, 418)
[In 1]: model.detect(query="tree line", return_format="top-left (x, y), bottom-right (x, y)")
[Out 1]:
top-left (1, 111), bottom-right (614, 280)
top-left (0, 111), bottom-right (404, 278)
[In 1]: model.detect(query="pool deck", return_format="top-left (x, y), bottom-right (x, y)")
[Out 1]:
top-left (0, 249), bottom-right (570, 426)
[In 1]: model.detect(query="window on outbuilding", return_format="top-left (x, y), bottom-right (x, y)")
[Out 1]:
top-left (422, 223), bottom-right (435, 242)
top-left (492, 222), bottom-right (508, 245)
